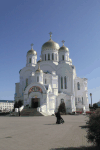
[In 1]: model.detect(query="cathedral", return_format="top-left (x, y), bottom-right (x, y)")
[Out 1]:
top-left (15, 32), bottom-right (89, 115)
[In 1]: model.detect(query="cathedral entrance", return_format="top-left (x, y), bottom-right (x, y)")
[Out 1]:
top-left (31, 98), bottom-right (40, 108)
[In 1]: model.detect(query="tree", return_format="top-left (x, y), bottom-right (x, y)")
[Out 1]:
top-left (58, 102), bottom-right (66, 114)
top-left (93, 103), bottom-right (98, 110)
top-left (14, 101), bottom-right (18, 108)
top-left (18, 100), bottom-right (23, 108)
top-left (86, 108), bottom-right (100, 147)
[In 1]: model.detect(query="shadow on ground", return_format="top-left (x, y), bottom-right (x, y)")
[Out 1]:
top-left (50, 146), bottom-right (100, 150)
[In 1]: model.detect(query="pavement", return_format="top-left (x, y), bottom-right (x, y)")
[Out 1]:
top-left (0, 115), bottom-right (95, 150)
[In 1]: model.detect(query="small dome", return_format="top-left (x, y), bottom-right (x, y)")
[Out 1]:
top-left (35, 64), bottom-right (43, 73)
top-left (27, 44), bottom-right (37, 55)
top-left (59, 45), bottom-right (69, 52)
top-left (42, 39), bottom-right (60, 51)
top-left (27, 50), bottom-right (37, 55)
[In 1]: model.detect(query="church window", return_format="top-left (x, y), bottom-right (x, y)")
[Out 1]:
top-left (45, 54), bottom-right (46, 61)
top-left (45, 79), bottom-right (46, 84)
top-left (52, 53), bottom-right (54, 60)
top-left (61, 77), bottom-right (63, 89)
top-left (61, 99), bottom-right (64, 103)
top-left (29, 58), bottom-right (31, 63)
top-left (64, 76), bottom-right (67, 89)
top-left (48, 53), bottom-right (50, 60)
top-left (37, 76), bottom-right (39, 82)
top-left (62, 55), bottom-right (64, 60)
top-left (77, 82), bottom-right (80, 90)
top-left (26, 78), bottom-right (28, 87)
top-left (82, 97), bottom-right (83, 105)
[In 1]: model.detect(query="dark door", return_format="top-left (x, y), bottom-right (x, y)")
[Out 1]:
top-left (31, 98), bottom-right (39, 108)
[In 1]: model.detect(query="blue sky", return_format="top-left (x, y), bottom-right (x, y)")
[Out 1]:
top-left (0, 0), bottom-right (100, 104)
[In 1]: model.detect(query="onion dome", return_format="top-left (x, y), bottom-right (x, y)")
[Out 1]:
top-left (59, 40), bottom-right (69, 52)
top-left (27, 44), bottom-right (37, 55)
top-left (35, 64), bottom-right (43, 73)
top-left (41, 32), bottom-right (60, 52)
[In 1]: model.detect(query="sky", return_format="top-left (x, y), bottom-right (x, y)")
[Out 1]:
top-left (0, 0), bottom-right (100, 105)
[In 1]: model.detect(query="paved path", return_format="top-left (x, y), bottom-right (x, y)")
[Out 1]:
top-left (0, 115), bottom-right (94, 150)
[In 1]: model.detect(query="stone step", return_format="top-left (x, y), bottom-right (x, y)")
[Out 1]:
top-left (17, 108), bottom-right (44, 116)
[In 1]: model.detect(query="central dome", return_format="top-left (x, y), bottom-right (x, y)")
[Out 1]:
top-left (42, 39), bottom-right (60, 51)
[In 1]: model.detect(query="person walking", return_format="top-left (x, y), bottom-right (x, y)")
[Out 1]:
top-left (55, 111), bottom-right (64, 124)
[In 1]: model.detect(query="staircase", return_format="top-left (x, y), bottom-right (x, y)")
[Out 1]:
top-left (16, 108), bottom-right (44, 116)
top-left (76, 108), bottom-right (83, 112)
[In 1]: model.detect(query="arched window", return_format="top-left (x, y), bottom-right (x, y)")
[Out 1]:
top-left (61, 99), bottom-right (64, 103)
top-left (45, 79), bottom-right (46, 84)
top-left (26, 78), bottom-right (28, 87)
top-left (45, 54), bottom-right (46, 61)
top-left (61, 77), bottom-right (63, 89)
top-left (37, 76), bottom-right (39, 82)
top-left (48, 53), bottom-right (50, 60)
top-left (77, 82), bottom-right (80, 90)
top-left (64, 76), bottom-right (67, 89)
top-left (29, 58), bottom-right (31, 63)
top-left (52, 53), bottom-right (54, 60)
top-left (62, 55), bottom-right (64, 60)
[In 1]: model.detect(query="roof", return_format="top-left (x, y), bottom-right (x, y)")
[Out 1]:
top-left (0, 100), bottom-right (14, 103)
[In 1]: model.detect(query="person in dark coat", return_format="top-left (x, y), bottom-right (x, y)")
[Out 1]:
top-left (55, 111), bottom-right (64, 124)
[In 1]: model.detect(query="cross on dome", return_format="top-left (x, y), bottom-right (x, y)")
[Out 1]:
top-left (49, 32), bottom-right (52, 40)
top-left (62, 40), bottom-right (65, 46)
top-left (31, 43), bottom-right (34, 50)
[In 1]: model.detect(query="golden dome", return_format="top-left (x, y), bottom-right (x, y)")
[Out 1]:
top-left (42, 39), bottom-right (60, 51)
top-left (35, 64), bottom-right (43, 73)
top-left (42, 32), bottom-right (60, 51)
top-left (59, 45), bottom-right (69, 52)
top-left (59, 40), bottom-right (69, 52)
top-left (27, 44), bottom-right (37, 55)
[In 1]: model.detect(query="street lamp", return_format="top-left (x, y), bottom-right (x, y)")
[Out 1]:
top-left (90, 93), bottom-right (92, 107)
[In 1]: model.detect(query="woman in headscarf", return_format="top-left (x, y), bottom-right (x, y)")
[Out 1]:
top-left (55, 110), bottom-right (64, 124)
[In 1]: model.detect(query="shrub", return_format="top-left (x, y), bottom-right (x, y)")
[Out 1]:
top-left (18, 100), bottom-right (23, 108)
top-left (14, 101), bottom-right (18, 108)
top-left (86, 109), bottom-right (100, 146)
top-left (93, 103), bottom-right (98, 110)
top-left (58, 102), bottom-right (66, 114)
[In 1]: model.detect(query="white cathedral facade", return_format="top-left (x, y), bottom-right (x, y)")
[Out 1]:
top-left (15, 33), bottom-right (89, 115)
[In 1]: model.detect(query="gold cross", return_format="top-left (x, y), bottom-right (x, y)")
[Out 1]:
top-left (31, 43), bottom-right (34, 50)
top-left (62, 40), bottom-right (65, 46)
top-left (49, 32), bottom-right (52, 40)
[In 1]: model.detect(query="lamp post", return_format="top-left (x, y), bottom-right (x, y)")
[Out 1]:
top-left (90, 93), bottom-right (92, 107)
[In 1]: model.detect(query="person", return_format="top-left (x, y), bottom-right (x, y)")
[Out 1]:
top-left (55, 111), bottom-right (64, 124)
